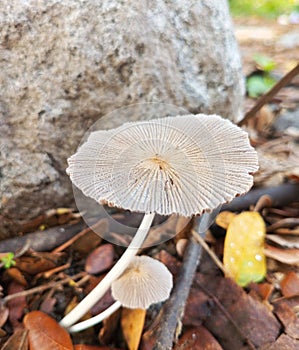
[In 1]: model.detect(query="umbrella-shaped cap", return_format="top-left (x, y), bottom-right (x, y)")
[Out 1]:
top-left (111, 255), bottom-right (173, 309)
top-left (67, 114), bottom-right (259, 216)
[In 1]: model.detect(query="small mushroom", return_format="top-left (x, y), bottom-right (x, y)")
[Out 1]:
top-left (68, 256), bottom-right (172, 333)
top-left (111, 255), bottom-right (173, 309)
top-left (60, 113), bottom-right (258, 329)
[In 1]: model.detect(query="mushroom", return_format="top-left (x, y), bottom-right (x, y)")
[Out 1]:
top-left (111, 255), bottom-right (173, 309)
top-left (60, 113), bottom-right (258, 328)
top-left (68, 255), bottom-right (173, 333)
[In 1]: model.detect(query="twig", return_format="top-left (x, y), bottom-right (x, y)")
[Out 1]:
top-left (3, 272), bottom-right (86, 303)
top-left (52, 218), bottom-right (107, 253)
top-left (191, 229), bottom-right (226, 274)
top-left (221, 182), bottom-right (299, 213)
top-left (152, 237), bottom-right (202, 350)
top-left (238, 63), bottom-right (299, 127)
top-left (0, 221), bottom-right (87, 253)
top-left (253, 194), bottom-right (272, 212)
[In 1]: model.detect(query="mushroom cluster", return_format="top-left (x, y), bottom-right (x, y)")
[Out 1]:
top-left (60, 113), bottom-right (258, 331)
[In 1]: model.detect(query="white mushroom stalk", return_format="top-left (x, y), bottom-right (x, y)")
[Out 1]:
top-left (61, 113), bottom-right (259, 330)
top-left (60, 212), bottom-right (155, 328)
top-left (68, 255), bottom-right (173, 333)
top-left (68, 301), bottom-right (122, 333)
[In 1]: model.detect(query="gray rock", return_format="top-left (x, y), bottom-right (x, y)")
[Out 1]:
top-left (0, 0), bottom-right (244, 238)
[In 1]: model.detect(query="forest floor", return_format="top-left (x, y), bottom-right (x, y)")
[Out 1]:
top-left (0, 16), bottom-right (299, 350)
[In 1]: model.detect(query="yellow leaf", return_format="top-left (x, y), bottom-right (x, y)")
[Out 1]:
top-left (216, 211), bottom-right (237, 229)
top-left (121, 308), bottom-right (146, 350)
top-left (223, 211), bottom-right (266, 287)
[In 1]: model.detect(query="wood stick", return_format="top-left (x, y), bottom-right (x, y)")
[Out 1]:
top-left (0, 221), bottom-right (87, 253)
top-left (238, 63), bottom-right (299, 127)
top-left (221, 182), bottom-right (299, 213)
top-left (152, 237), bottom-right (202, 350)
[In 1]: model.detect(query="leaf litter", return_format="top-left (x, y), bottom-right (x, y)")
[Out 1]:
top-left (0, 16), bottom-right (299, 350)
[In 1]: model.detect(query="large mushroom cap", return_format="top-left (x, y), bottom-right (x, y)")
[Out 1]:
top-left (111, 255), bottom-right (173, 309)
top-left (67, 114), bottom-right (258, 216)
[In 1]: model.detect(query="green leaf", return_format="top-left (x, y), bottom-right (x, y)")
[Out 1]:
top-left (1, 252), bottom-right (16, 269)
top-left (246, 74), bottom-right (276, 98)
top-left (253, 54), bottom-right (276, 72)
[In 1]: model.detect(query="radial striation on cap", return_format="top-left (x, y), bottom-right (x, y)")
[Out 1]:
top-left (67, 114), bottom-right (259, 216)
top-left (111, 255), bottom-right (173, 309)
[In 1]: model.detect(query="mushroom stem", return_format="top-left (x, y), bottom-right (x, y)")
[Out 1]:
top-left (59, 212), bottom-right (155, 328)
top-left (68, 301), bottom-right (122, 333)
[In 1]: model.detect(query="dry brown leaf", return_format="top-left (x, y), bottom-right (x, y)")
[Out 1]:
top-left (85, 244), bottom-right (114, 274)
top-left (5, 268), bottom-right (27, 286)
top-left (195, 273), bottom-right (280, 349)
top-left (280, 272), bottom-right (299, 297)
top-left (264, 333), bottom-right (299, 350)
top-left (248, 282), bottom-right (274, 302)
top-left (266, 234), bottom-right (299, 248)
top-left (265, 244), bottom-right (299, 265)
top-left (174, 326), bottom-right (223, 350)
top-left (254, 136), bottom-right (299, 187)
top-left (267, 218), bottom-right (299, 232)
top-left (121, 308), bottom-right (146, 350)
top-left (154, 250), bottom-right (181, 276)
top-left (71, 219), bottom-right (108, 255)
top-left (0, 303), bottom-right (9, 328)
top-left (215, 211), bottom-right (236, 229)
top-left (74, 345), bottom-right (121, 350)
top-left (40, 297), bottom-right (57, 314)
top-left (7, 281), bottom-right (27, 329)
top-left (273, 301), bottom-right (299, 339)
top-left (15, 252), bottom-right (59, 275)
top-left (24, 310), bottom-right (73, 350)
top-left (1, 329), bottom-right (28, 350)
top-left (84, 276), bottom-right (115, 316)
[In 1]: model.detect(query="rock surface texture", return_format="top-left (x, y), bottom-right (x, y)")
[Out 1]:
top-left (0, 0), bottom-right (244, 238)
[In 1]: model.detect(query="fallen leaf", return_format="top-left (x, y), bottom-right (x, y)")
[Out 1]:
top-left (7, 281), bottom-right (27, 329)
top-left (281, 272), bottom-right (299, 297)
top-left (183, 288), bottom-right (211, 327)
top-left (154, 250), bottom-right (181, 276)
top-left (24, 310), bottom-right (73, 350)
top-left (85, 276), bottom-right (115, 315)
top-left (264, 333), bottom-right (299, 350)
top-left (5, 267), bottom-right (27, 286)
top-left (71, 219), bottom-right (108, 255)
top-left (1, 329), bottom-right (28, 350)
top-left (196, 274), bottom-right (280, 349)
top-left (121, 308), bottom-right (146, 350)
top-left (15, 253), bottom-right (57, 275)
top-left (40, 297), bottom-right (57, 314)
top-left (215, 211), bottom-right (236, 229)
top-left (248, 282), bottom-right (274, 301)
top-left (266, 234), bottom-right (299, 248)
top-left (74, 345), bottom-right (121, 350)
top-left (267, 218), bottom-right (299, 232)
top-left (174, 326), bottom-right (223, 350)
top-left (223, 211), bottom-right (267, 286)
top-left (273, 301), bottom-right (299, 338)
top-left (0, 303), bottom-right (9, 328)
top-left (85, 244), bottom-right (114, 274)
top-left (265, 244), bottom-right (299, 265)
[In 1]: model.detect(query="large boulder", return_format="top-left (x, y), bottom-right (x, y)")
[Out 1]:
top-left (0, 0), bottom-right (244, 238)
